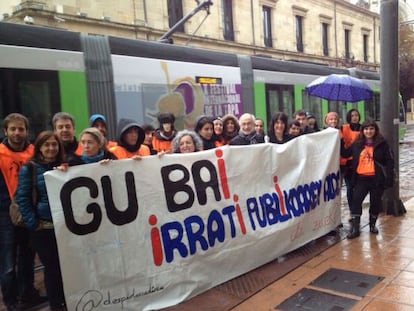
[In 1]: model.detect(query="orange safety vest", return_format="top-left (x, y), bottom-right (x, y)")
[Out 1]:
top-left (0, 143), bottom-right (34, 198)
top-left (152, 137), bottom-right (173, 153)
top-left (74, 143), bottom-right (83, 156)
top-left (110, 144), bottom-right (150, 159)
top-left (107, 140), bottom-right (117, 149)
top-left (340, 124), bottom-right (360, 166)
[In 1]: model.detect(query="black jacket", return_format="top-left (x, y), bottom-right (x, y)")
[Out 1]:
top-left (341, 136), bottom-right (394, 189)
top-left (229, 131), bottom-right (265, 145)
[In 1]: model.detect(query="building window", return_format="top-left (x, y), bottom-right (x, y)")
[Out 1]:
top-left (295, 15), bottom-right (304, 52)
top-left (345, 29), bottom-right (351, 59)
top-left (168, 0), bottom-right (184, 32)
top-left (322, 23), bottom-right (329, 56)
top-left (263, 6), bottom-right (272, 47)
top-left (363, 34), bottom-right (369, 62)
top-left (222, 0), bottom-right (234, 41)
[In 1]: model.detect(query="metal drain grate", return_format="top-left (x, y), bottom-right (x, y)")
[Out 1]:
top-left (161, 232), bottom-right (343, 311)
top-left (275, 288), bottom-right (358, 311)
top-left (309, 268), bottom-right (384, 297)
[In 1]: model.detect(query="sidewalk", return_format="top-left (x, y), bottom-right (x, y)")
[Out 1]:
top-left (232, 197), bottom-right (414, 311)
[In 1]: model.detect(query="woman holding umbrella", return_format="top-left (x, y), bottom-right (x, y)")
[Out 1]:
top-left (341, 118), bottom-right (394, 239)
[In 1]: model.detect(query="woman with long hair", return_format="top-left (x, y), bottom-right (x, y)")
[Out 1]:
top-left (15, 131), bottom-right (66, 311)
top-left (268, 112), bottom-right (291, 144)
top-left (194, 115), bottom-right (215, 150)
top-left (342, 118), bottom-right (394, 239)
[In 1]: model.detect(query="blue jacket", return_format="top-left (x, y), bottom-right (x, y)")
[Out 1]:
top-left (15, 161), bottom-right (57, 230)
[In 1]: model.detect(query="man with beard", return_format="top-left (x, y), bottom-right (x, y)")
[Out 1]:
top-left (0, 113), bottom-right (46, 311)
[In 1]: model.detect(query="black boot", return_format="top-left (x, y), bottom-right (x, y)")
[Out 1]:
top-left (369, 215), bottom-right (379, 234)
top-left (347, 216), bottom-right (360, 239)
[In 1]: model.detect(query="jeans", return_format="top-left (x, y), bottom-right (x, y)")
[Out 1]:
top-left (31, 229), bottom-right (65, 309)
top-left (0, 211), bottom-right (36, 307)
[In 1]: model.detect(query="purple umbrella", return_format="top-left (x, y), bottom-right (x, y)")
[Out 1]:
top-left (305, 74), bottom-right (373, 102)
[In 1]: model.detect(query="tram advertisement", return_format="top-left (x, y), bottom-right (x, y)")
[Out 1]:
top-left (45, 129), bottom-right (341, 311)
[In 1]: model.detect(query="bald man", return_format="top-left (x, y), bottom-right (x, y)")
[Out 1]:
top-left (229, 113), bottom-right (265, 145)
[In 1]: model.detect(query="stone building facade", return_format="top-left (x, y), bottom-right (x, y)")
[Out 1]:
top-left (0, 0), bottom-right (379, 70)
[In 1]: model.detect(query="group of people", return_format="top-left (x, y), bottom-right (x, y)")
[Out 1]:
top-left (0, 107), bottom-right (395, 310)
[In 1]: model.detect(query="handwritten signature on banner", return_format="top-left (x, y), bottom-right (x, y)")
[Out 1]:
top-left (76, 285), bottom-right (164, 310)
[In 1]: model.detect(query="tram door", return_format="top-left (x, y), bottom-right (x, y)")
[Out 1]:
top-left (265, 84), bottom-right (294, 121)
top-left (0, 68), bottom-right (60, 140)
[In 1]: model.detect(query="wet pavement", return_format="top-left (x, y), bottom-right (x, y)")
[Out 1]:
top-left (399, 124), bottom-right (414, 201)
top-left (1, 123), bottom-right (414, 311)
top-left (233, 123), bottom-right (414, 311)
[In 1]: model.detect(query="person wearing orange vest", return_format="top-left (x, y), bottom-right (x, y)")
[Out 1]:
top-left (340, 109), bottom-right (362, 214)
top-left (89, 114), bottom-right (117, 149)
top-left (341, 118), bottom-right (394, 239)
top-left (110, 119), bottom-right (150, 159)
top-left (152, 113), bottom-right (177, 153)
top-left (52, 112), bottom-right (82, 157)
top-left (0, 113), bottom-right (45, 310)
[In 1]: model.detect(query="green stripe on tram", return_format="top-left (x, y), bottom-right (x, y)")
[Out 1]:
top-left (58, 71), bottom-right (89, 137)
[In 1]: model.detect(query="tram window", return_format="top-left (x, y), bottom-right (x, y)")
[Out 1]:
top-left (364, 93), bottom-right (380, 120)
top-left (327, 100), bottom-right (349, 124)
top-left (0, 69), bottom-right (60, 140)
top-left (302, 92), bottom-right (323, 125)
top-left (265, 84), bottom-right (294, 118)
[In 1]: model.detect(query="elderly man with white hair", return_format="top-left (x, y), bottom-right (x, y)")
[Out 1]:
top-left (229, 113), bottom-right (265, 145)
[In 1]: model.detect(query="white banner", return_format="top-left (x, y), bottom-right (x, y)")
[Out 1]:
top-left (45, 128), bottom-right (341, 311)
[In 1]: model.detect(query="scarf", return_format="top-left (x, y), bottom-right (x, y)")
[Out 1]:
top-left (81, 149), bottom-right (104, 164)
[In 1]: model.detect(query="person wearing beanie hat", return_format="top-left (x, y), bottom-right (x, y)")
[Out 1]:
top-left (157, 112), bottom-right (175, 125)
top-left (110, 119), bottom-right (150, 159)
top-left (152, 112), bottom-right (177, 153)
top-left (89, 114), bottom-right (117, 148)
top-left (324, 111), bottom-right (339, 129)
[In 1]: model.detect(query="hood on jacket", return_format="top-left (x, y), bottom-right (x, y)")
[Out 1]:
top-left (221, 114), bottom-right (240, 132)
top-left (116, 118), bottom-right (145, 148)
